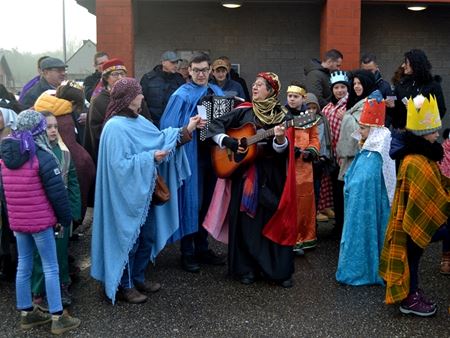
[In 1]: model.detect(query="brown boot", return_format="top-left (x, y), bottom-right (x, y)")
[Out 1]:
top-left (135, 280), bottom-right (161, 293)
top-left (440, 252), bottom-right (450, 275)
top-left (116, 287), bottom-right (148, 304)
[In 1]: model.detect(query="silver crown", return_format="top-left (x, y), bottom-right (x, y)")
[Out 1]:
top-left (330, 71), bottom-right (349, 86)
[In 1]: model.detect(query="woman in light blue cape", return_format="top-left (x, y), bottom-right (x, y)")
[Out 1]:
top-left (90, 78), bottom-right (202, 303)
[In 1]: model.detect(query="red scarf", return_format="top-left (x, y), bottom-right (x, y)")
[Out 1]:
top-left (262, 127), bottom-right (298, 245)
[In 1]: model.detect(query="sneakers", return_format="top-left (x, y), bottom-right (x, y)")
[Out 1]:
top-left (116, 287), bottom-right (148, 304)
top-left (293, 243), bottom-right (305, 256)
top-left (322, 208), bottom-right (335, 219)
top-left (399, 290), bottom-right (437, 317)
top-left (279, 278), bottom-right (294, 288)
top-left (51, 311), bottom-right (81, 335)
top-left (316, 212), bottom-right (329, 222)
top-left (20, 305), bottom-right (52, 330)
top-left (440, 252), bottom-right (450, 275)
top-left (181, 255), bottom-right (200, 273)
top-left (196, 249), bottom-right (226, 266)
top-left (135, 280), bottom-right (161, 293)
top-left (240, 272), bottom-right (255, 285)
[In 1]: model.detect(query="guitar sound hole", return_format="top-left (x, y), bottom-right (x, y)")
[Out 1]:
top-left (234, 152), bottom-right (247, 163)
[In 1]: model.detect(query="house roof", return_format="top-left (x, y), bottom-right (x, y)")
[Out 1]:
top-left (0, 54), bottom-right (13, 79)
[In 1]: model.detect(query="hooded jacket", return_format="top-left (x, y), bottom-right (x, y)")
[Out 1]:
top-left (0, 138), bottom-right (72, 233)
top-left (304, 59), bottom-right (332, 109)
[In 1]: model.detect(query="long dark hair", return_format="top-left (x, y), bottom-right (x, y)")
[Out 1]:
top-left (404, 49), bottom-right (433, 84)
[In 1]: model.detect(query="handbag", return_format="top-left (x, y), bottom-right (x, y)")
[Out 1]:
top-left (152, 174), bottom-right (170, 205)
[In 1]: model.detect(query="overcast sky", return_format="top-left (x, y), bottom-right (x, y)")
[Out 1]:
top-left (1, 0), bottom-right (96, 53)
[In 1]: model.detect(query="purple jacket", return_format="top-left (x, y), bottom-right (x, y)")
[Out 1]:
top-left (0, 138), bottom-right (71, 233)
top-left (19, 75), bottom-right (40, 104)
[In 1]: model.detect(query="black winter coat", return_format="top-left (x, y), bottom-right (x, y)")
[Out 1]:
top-left (140, 65), bottom-right (185, 127)
top-left (392, 75), bottom-right (446, 129)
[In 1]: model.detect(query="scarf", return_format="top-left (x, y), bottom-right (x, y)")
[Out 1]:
top-left (252, 94), bottom-right (287, 125)
top-left (352, 127), bottom-right (396, 204)
top-left (240, 165), bottom-right (258, 217)
top-left (11, 110), bottom-right (56, 164)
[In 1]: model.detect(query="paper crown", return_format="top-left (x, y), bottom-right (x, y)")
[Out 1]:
top-left (359, 98), bottom-right (386, 127)
top-left (330, 71), bottom-right (349, 87)
top-left (406, 94), bottom-right (441, 135)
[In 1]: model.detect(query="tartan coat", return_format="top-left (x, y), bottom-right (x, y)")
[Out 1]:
top-left (379, 154), bottom-right (450, 304)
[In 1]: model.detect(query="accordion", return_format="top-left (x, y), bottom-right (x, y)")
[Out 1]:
top-left (199, 95), bottom-right (234, 141)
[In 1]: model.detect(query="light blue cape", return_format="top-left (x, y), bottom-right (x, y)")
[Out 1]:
top-left (336, 150), bottom-right (390, 286)
top-left (90, 115), bottom-right (190, 302)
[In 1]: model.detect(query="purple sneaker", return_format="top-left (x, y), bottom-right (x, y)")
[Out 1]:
top-left (417, 289), bottom-right (436, 306)
top-left (400, 291), bottom-right (437, 317)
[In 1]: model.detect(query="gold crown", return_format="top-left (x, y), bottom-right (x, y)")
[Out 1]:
top-left (406, 95), bottom-right (441, 135)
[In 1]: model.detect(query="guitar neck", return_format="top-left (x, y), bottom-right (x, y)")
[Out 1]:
top-left (246, 128), bottom-right (275, 146)
top-left (246, 120), bottom-right (293, 146)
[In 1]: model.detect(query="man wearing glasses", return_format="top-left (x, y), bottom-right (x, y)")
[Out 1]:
top-left (83, 51), bottom-right (109, 102)
top-left (21, 57), bottom-right (67, 108)
top-left (160, 53), bottom-right (226, 273)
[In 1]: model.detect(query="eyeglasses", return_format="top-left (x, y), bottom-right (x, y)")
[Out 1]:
top-left (191, 68), bottom-right (210, 75)
top-left (110, 71), bottom-right (126, 78)
top-left (252, 81), bottom-right (265, 88)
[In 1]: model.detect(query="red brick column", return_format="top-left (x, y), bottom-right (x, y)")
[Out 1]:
top-left (320, 0), bottom-right (361, 70)
top-left (96, 0), bottom-right (134, 76)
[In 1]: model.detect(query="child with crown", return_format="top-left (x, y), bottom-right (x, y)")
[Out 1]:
top-left (336, 98), bottom-right (395, 286)
top-left (285, 82), bottom-right (320, 255)
top-left (379, 94), bottom-right (450, 317)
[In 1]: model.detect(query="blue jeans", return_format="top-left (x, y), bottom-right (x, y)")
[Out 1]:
top-left (15, 227), bottom-right (62, 313)
top-left (120, 210), bottom-right (155, 289)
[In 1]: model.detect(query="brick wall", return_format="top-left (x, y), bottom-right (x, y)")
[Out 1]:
top-left (320, 0), bottom-right (361, 69)
top-left (135, 2), bottom-right (321, 92)
top-left (361, 4), bottom-right (450, 128)
top-left (96, 0), bottom-right (134, 75)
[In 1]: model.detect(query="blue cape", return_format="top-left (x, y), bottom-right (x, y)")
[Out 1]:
top-left (160, 82), bottom-right (223, 241)
top-left (336, 150), bottom-right (390, 286)
top-left (90, 115), bottom-right (190, 302)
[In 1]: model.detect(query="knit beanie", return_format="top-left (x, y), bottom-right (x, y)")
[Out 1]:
top-left (304, 93), bottom-right (320, 111)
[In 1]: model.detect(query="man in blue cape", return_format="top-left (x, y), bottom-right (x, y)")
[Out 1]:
top-left (160, 53), bottom-right (226, 273)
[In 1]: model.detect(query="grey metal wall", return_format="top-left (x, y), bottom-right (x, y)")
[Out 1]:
top-left (135, 2), bottom-right (321, 93)
top-left (361, 4), bottom-right (450, 129)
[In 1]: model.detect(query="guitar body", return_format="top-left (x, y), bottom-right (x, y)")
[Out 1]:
top-left (211, 112), bottom-right (315, 178)
top-left (212, 123), bottom-right (258, 178)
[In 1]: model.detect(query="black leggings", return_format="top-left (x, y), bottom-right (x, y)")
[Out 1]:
top-left (407, 223), bottom-right (450, 293)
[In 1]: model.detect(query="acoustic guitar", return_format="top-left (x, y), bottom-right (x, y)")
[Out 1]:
top-left (211, 112), bottom-right (316, 178)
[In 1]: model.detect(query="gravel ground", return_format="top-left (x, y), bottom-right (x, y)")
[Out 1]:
top-left (1, 209), bottom-right (449, 337)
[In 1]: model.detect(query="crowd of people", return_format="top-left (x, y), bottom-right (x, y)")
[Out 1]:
top-left (0, 47), bottom-right (449, 334)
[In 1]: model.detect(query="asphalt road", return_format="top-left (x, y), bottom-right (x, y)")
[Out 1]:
top-left (1, 212), bottom-right (449, 337)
